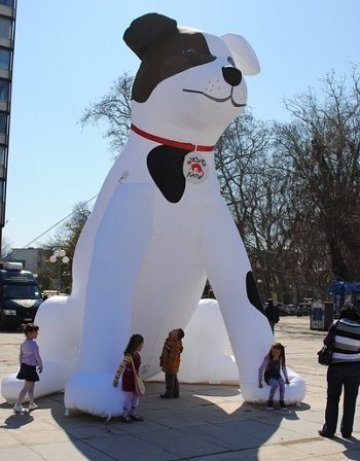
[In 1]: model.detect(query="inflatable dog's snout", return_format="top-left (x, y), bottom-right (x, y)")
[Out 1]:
top-left (222, 66), bottom-right (243, 86)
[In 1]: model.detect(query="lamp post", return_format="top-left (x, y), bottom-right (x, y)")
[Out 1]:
top-left (49, 249), bottom-right (69, 294)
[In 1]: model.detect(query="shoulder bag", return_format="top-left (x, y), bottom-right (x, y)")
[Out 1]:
top-left (317, 345), bottom-right (333, 365)
top-left (317, 320), bottom-right (339, 366)
top-left (130, 357), bottom-right (145, 396)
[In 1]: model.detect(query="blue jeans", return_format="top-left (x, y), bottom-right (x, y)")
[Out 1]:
top-left (323, 362), bottom-right (360, 436)
top-left (267, 377), bottom-right (285, 401)
top-left (123, 391), bottom-right (139, 416)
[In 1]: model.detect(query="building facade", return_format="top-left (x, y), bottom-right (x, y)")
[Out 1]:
top-left (9, 247), bottom-right (52, 275)
top-left (0, 0), bottom-right (16, 257)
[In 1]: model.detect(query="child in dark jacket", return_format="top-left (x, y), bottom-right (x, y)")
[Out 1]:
top-left (159, 328), bottom-right (185, 399)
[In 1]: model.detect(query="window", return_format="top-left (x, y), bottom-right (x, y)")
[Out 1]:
top-left (0, 17), bottom-right (12, 40)
top-left (0, 146), bottom-right (5, 178)
top-left (0, 145), bottom-right (4, 162)
top-left (3, 284), bottom-right (42, 300)
top-left (0, 112), bottom-right (7, 133)
top-left (0, 48), bottom-right (10, 70)
top-left (0, 0), bottom-right (14, 7)
top-left (0, 79), bottom-right (8, 101)
top-left (0, 179), bottom-right (4, 223)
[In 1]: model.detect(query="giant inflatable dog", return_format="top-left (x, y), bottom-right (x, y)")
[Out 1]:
top-left (2, 13), bottom-right (305, 417)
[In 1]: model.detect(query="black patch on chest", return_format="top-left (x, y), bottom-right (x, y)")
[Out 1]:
top-left (147, 146), bottom-right (190, 203)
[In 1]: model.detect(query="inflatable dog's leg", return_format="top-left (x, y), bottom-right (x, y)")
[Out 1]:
top-left (202, 201), bottom-right (306, 403)
top-left (64, 183), bottom-right (156, 417)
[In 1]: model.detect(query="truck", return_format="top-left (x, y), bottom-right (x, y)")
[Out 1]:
top-left (0, 261), bottom-right (43, 329)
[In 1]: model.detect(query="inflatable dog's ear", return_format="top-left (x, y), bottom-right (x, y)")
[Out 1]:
top-left (221, 34), bottom-right (260, 75)
top-left (123, 13), bottom-right (178, 59)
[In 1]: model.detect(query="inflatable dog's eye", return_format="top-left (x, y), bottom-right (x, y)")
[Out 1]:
top-left (182, 47), bottom-right (197, 56)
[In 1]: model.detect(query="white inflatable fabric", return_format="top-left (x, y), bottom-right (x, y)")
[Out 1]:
top-left (1, 295), bottom-right (81, 403)
top-left (1, 13), bottom-right (306, 416)
top-left (150, 299), bottom-right (305, 404)
top-left (180, 299), bottom-right (305, 404)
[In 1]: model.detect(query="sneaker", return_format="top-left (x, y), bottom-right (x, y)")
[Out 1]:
top-left (29, 402), bottom-right (38, 410)
top-left (121, 415), bottom-right (134, 424)
top-left (13, 404), bottom-right (27, 413)
top-left (130, 414), bottom-right (144, 422)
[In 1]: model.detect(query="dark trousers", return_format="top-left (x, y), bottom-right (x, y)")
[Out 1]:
top-left (164, 373), bottom-right (179, 398)
top-left (323, 362), bottom-right (360, 436)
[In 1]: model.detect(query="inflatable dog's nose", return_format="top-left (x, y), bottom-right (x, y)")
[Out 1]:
top-left (222, 66), bottom-right (242, 86)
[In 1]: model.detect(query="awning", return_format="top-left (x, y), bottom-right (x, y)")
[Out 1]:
top-left (326, 281), bottom-right (360, 294)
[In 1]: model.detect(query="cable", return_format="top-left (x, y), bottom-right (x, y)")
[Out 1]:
top-left (10, 193), bottom-right (98, 252)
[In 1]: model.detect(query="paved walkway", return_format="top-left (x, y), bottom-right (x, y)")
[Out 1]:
top-left (0, 317), bottom-right (359, 460)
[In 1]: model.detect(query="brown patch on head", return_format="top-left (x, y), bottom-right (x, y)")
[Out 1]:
top-left (124, 14), bottom-right (215, 102)
top-left (132, 31), bottom-right (215, 102)
top-left (123, 13), bottom-right (178, 59)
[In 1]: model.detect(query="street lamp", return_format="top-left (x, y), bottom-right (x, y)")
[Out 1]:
top-left (49, 249), bottom-right (69, 294)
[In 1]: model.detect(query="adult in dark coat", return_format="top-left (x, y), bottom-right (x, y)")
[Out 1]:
top-left (265, 299), bottom-right (279, 333)
top-left (319, 305), bottom-right (360, 439)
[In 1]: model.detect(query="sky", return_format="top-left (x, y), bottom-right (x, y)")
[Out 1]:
top-left (4, 0), bottom-right (360, 250)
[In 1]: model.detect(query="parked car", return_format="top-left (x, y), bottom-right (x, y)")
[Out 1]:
top-left (297, 303), bottom-right (311, 316)
top-left (0, 261), bottom-right (43, 329)
top-left (282, 304), bottom-right (297, 315)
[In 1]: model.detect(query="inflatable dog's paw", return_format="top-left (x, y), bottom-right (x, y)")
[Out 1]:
top-left (65, 371), bottom-right (125, 418)
top-left (241, 367), bottom-right (306, 404)
top-left (1, 295), bottom-right (81, 403)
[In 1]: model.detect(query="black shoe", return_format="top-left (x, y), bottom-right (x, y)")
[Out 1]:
top-left (121, 415), bottom-right (134, 423)
top-left (341, 432), bottom-right (352, 439)
top-left (130, 414), bottom-right (144, 422)
top-left (266, 400), bottom-right (274, 410)
top-left (280, 400), bottom-right (288, 411)
top-left (318, 430), bottom-right (334, 439)
top-left (160, 394), bottom-right (171, 399)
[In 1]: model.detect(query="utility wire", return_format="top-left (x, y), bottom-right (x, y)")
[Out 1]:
top-left (11, 194), bottom-right (98, 251)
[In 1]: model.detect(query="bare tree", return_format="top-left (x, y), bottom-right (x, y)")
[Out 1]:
top-left (216, 114), bottom-right (298, 300)
top-left (41, 202), bottom-right (91, 293)
top-left (273, 68), bottom-right (360, 282)
top-left (80, 74), bottom-right (133, 157)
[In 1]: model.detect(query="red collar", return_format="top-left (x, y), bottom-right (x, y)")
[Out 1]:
top-left (131, 124), bottom-right (215, 152)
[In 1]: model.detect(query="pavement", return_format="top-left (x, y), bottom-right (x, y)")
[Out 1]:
top-left (0, 316), bottom-right (359, 461)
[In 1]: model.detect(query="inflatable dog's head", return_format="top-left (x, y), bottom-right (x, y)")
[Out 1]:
top-left (124, 13), bottom-right (260, 142)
